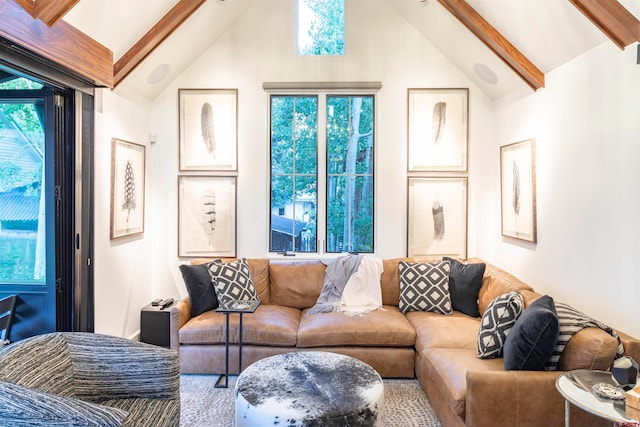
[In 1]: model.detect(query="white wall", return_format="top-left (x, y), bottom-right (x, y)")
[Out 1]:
top-left (477, 42), bottom-right (640, 338)
top-left (146, 0), bottom-right (494, 305)
top-left (93, 0), bottom-right (640, 341)
top-left (93, 89), bottom-right (154, 338)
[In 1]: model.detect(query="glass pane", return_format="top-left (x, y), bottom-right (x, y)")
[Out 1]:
top-left (0, 77), bottom-right (44, 90)
top-left (326, 95), bottom-right (374, 253)
top-left (271, 96), bottom-right (294, 174)
top-left (0, 101), bottom-right (46, 283)
top-left (295, 175), bottom-right (316, 252)
top-left (270, 95), bottom-right (318, 253)
top-left (298, 0), bottom-right (345, 56)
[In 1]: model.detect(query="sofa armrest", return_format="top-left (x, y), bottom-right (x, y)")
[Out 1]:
top-left (0, 380), bottom-right (128, 426)
top-left (617, 329), bottom-right (640, 362)
top-left (465, 370), bottom-right (608, 427)
top-left (169, 297), bottom-right (191, 352)
top-left (67, 333), bottom-right (180, 402)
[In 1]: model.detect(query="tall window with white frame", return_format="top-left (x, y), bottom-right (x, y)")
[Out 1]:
top-left (269, 93), bottom-right (375, 254)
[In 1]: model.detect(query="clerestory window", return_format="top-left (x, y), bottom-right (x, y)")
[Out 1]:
top-left (297, 0), bottom-right (345, 56)
top-left (269, 91), bottom-right (375, 254)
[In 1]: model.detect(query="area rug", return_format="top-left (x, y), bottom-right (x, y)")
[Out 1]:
top-left (180, 374), bottom-right (442, 426)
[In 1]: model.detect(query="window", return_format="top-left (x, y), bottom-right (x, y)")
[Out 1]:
top-left (297, 0), bottom-right (345, 55)
top-left (270, 92), bottom-right (375, 254)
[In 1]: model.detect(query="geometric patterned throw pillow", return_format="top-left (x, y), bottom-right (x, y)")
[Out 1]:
top-left (208, 258), bottom-right (258, 305)
top-left (399, 260), bottom-right (452, 315)
top-left (477, 291), bottom-right (525, 359)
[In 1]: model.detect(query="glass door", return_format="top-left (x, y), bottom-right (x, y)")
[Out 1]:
top-left (0, 75), bottom-right (56, 340)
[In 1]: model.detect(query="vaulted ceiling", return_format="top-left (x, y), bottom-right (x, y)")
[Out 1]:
top-left (2, 0), bottom-right (639, 101)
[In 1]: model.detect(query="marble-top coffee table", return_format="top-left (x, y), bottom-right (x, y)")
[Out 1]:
top-left (235, 351), bottom-right (384, 426)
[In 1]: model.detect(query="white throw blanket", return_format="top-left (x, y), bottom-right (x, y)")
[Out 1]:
top-left (337, 255), bottom-right (384, 316)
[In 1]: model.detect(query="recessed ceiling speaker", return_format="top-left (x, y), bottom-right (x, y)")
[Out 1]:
top-left (147, 63), bottom-right (171, 85)
top-left (474, 63), bottom-right (498, 85)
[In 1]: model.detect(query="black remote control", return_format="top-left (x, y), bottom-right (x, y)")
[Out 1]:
top-left (151, 298), bottom-right (163, 306)
top-left (159, 298), bottom-right (174, 309)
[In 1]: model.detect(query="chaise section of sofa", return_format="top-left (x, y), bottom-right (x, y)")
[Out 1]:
top-left (411, 258), bottom-right (631, 427)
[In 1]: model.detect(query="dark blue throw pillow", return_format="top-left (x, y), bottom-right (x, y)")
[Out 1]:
top-left (503, 295), bottom-right (559, 371)
top-left (444, 257), bottom-right (486, 317)
top-left (179, 263), bottom-right (218, 316)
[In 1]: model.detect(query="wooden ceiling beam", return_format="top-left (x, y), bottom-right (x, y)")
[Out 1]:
top-left (0, 0), bottom-right (113, 87)
top-left (437, 0), bottom-right (545, 91)
top-left (113, 0), bottom-right (206, 88)
top-left (12, 0), bottom-right (79, 26)
top-left (569, 0), bottom-right (640, 49)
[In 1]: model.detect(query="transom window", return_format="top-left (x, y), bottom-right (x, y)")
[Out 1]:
top-left (269, 92), bottom-right (375, 254)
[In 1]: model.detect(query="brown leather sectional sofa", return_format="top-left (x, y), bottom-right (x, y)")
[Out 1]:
top-left (168, 257), bottom-right (640, 427)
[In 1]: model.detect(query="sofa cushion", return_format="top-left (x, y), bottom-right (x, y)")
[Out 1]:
top-left (407, 311), bottom-right (480, 351)
top-left (477, 291), bottom-right (524, 359)
top-left (0, 333), bottom-right (74, 397)
top-left (504, 295), bottom-right (559, 371)
top-left (297, 305), bottom-right (416, 347)
top-left (399, 260), bottom-right (452, 315)
top-left (0, 381), bottom-right (128, 427)
top-left (421, 347), bottom-right (506, 418)
top-left (444, 257), bottom-right (485, 318)
top-left (380, 257), bottom-right (415, 306)
top-left (179, 263), bottom-right (218, 316)
top-left (557, 327), bottom-right (619, 371)
top-left (179, 305), bottom-right (300, 346)
top-left (269, 261), bottom-right (326, 309)
top-left (477, 265), bottom-right (534, 316)
top-left (208, 258), bottom-right (258, 304)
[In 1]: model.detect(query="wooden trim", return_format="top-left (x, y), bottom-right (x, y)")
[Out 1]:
top-left (12, 0), bottom-right (34, 16)
top-left (12, 0), bottom-right (79, 26)
top-left (113, 0), bottom-right (206, 87)
top-left (437, 0), bottom-right (544, 91)
top-left (0, 0), bottom-right (113, 87)
top-left (34, 0), bottom-right (80, 26)
top-left (569, 0), bottom-right (640, 49)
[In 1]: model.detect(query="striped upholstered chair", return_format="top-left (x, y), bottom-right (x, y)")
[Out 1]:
top-left (0, 332), bottom-right (180, 426)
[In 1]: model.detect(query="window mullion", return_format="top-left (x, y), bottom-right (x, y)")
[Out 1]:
top-left (316, 93), bottom-right (327, 254)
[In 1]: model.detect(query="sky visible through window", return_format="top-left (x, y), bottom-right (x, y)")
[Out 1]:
top-left (298, 0), bottom-right (344, 55)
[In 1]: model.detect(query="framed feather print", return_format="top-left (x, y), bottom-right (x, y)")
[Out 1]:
top-left (179, 89), bottom-right (238, 172)
top-left (407, 177), bottom-right (467, 258)
top-left (500, 139), bottom-right (537, 243)
top-left (178, 175), bottom-right (236, 257)
top-left (407, 88), bottom-right (468, 172)
top-left (110, 138), bottom-right (145, 239)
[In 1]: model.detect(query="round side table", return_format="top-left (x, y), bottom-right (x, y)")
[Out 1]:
top-left (235, 351), bottom-right (384, 427)
top-left (556, 370), bottom-right (640, 427)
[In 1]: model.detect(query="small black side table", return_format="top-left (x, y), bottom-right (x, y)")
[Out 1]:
top-left (215, 299), bottom-right (260, 388)
top-left (140, 301), bottom-right (175, 348)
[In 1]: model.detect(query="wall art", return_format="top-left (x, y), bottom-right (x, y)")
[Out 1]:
top-left (500, 138), bottom-right (537, 243)
top-left (407, 176), bottom-right (467, 258)
top-left (179, 88), bottom-right (238, 172)
top-left (407, 88), bottom-right (468, 172)
top-left (178, 175), bottom-right (236, 257)
top-left (110, 138), bottom-right (145, 239)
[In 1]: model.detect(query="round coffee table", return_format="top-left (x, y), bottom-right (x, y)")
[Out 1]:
top-left (235, 351), bottom-right (384, 426)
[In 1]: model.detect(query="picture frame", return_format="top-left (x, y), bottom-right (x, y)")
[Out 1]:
top-left (407, 176), bottom-right (467, 258)
top-left (407, 88), bottom-right (468, 172)
top-left (179, 88), bottom-right (238, 172)
top-left (178, 175), bottom-right (237, 257)
top-left (110, 138), bottom-right (145, 239)
top-left (500, 138), bottom-right (537, 243)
